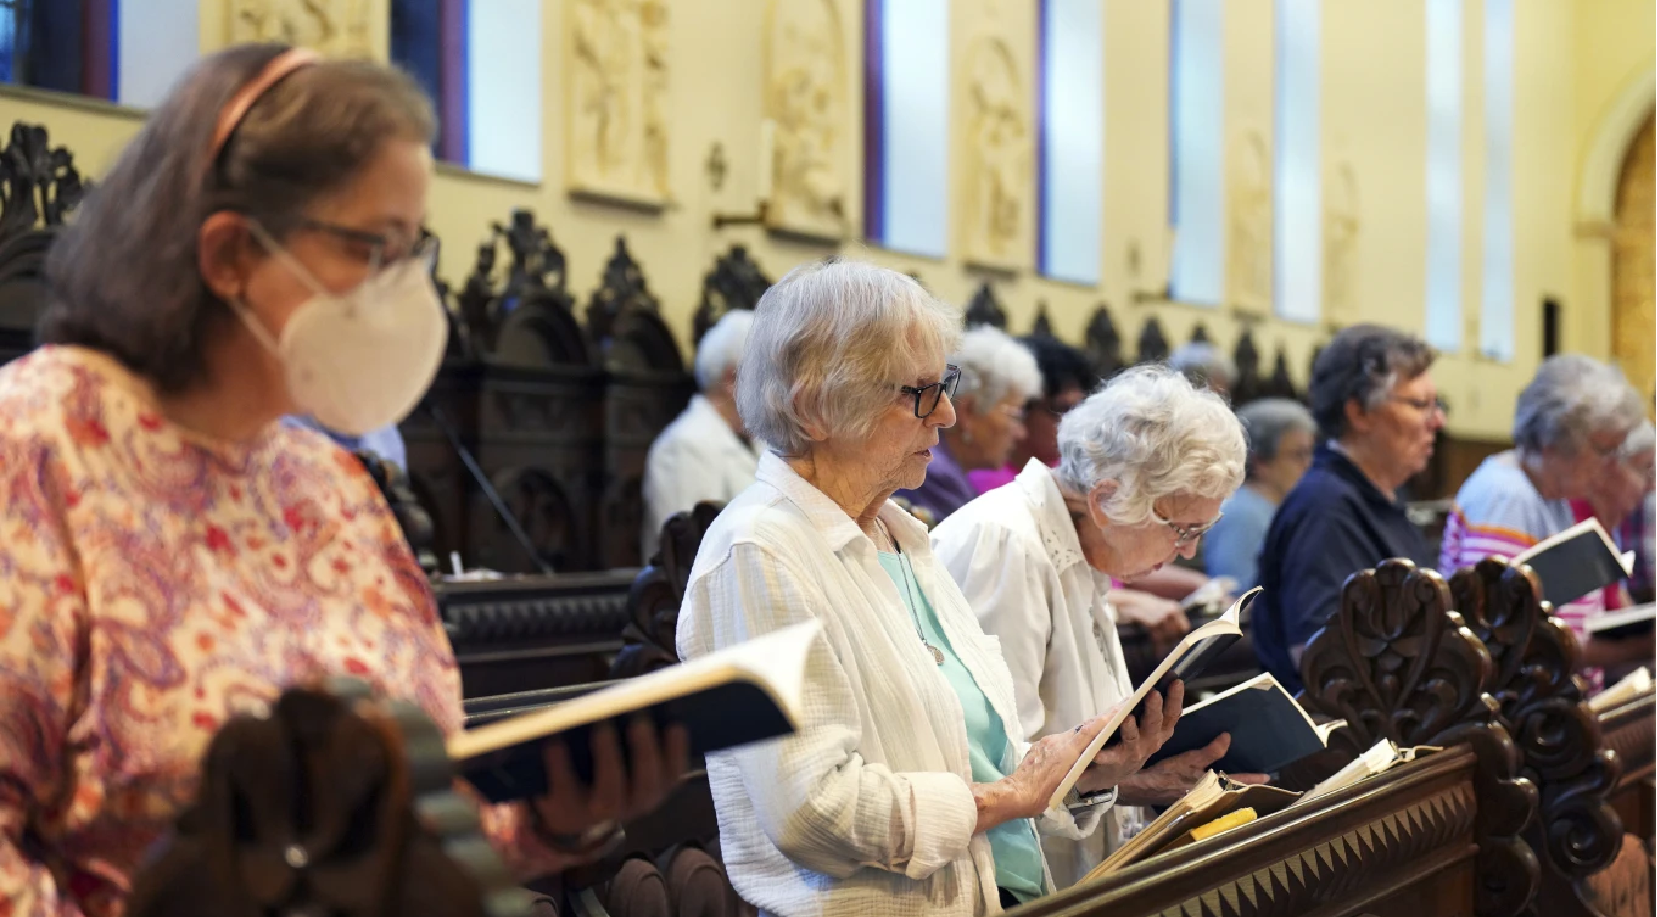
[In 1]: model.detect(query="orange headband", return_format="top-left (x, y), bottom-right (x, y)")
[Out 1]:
top-left (207, 47), bottom-right (321, 164)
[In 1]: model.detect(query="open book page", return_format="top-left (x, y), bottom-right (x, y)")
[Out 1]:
top-left (1292, 738), bottom-right (1428, 805)
top-left (1589, 666), bottom-right (1653, 714)
top-left (449, 619), bottom-right (821, 761)
top-left (1086, 772), bottom-right (1299, 879)
top-left (1585, 603), bottom-right (1656, 635)
top-left (1316, 720), bottom-right (1348, 742)
top-left (1048, 588), bottom-right (1260, 809)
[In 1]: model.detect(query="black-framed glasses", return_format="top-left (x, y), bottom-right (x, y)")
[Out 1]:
top-left (899, 365), bottom-right (962, 419)
top-left (1149, 507), bottom-right (1223, 547)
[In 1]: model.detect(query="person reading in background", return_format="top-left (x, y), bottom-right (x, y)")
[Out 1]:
top-left (1203, 399), bottom-right (1317, 591)
top-left (0, 45), bottom-right (688, 917)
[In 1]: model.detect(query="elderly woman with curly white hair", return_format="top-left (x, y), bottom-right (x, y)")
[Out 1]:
top-left (894, 325), bottom-right (1041, 523)
top-left (932, 365), bottom-right (1267, 887)
top-left (676, 259), bottom-right (1182, 916)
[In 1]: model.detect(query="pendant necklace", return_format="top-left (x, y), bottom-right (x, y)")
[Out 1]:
top-left (879, 518), bottom-right (946, 665)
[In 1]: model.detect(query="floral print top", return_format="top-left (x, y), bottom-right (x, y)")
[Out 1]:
top-left (0, 346), bottom-right (558, 917)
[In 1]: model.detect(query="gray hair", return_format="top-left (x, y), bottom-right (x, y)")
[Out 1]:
top-left (1513, 354), bottom-right (1647, 455)
top-left (1309, 324), bottom-right (1436, 440)
top-left (737, 259), bottom-right (962, 455)
top-left (1055, 364), bottom-right (1247, 525)
top-left (1168, 342), bottom-right (1237, 390)
top-left (952, 325), bottom-right (1042, 415)
top-left (39, 44), bottom-right (436, 395)
top-left (1236, 398), bottom-right (1317, 472)
top-left (693, 310), bottom-right (754, 391)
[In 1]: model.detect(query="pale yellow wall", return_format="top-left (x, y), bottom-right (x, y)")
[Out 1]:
top-left (1, 0), bottom-right (1648, 440)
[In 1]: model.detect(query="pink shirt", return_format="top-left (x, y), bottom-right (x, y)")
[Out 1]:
top-left (0, 347), bottom-right (557, 917)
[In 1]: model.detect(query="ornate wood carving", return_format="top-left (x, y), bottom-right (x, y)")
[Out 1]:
top-left (1030, 301), bottom-right (1055, 338)
top-left (1265, 346), bottom-right (1298, 400)
top-left (228, 0), bottom-right (379, 58)
top-left (960, 35), bottom-right (1030, 269)
top-left (612, 502), bottom-right (724, 679)
top-left (1231, 325), bottom-right (1263, 406)
top-left (762, 0), bottom-right (847, 239)
top-left (565, 0), bottom-right (672, 207)
top-left (1136, 315), bottom-right (1170, 363)
top-left (1188, 322), bottom-right (1211, 345)
top-left (963, 281), bottom-right (1008, 330)
top-left (1449, 558), bottom-right (1623, 908)
top-left (0, 123), bottom-right (89, 362)
top-left (1084, 304), bottom-right (1123, 380)
top-left (693, 244), bottom-right (771, 346)
top-left (1298, 558), bottom-right (1541, 917)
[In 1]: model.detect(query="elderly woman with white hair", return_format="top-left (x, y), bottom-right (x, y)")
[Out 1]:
top-left (640, 309), bottom-right (762, 555)
top-left (895, 325), bottom-right (1041, 523)
top-left (676, 259), bottom-right (1182, 916)
top-left (1442, 355), bottom-right (1652, 687)
top-left (932, 365), bottom-right (1267, 888)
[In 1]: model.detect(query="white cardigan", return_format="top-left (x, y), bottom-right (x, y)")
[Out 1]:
top-left (931, 461), bottom-right (1146, 889)
top-left (640, 394), bottom-right (761, 558)
top-left (677, 453), bottom-right (1101, 917)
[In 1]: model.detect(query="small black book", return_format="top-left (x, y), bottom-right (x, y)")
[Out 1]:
top-left (1513, 518), bottom-right (1633, 609)
top-left (450, 621), bottom-right (819, 804)
top-left (1143, 673), bottom-right (1330, 775)
top-left (1584, 603), bottom-right (1656, 641)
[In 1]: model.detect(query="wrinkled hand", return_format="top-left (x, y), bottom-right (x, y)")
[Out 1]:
top-left (1075, 681), bottom-right (1185, 795)
top-left (973, 715), bottom-right (1111, 831)
top-left (1117, 733), bottom-right (1269, 806)
top-left (530, 716), bottom-right (692, 842)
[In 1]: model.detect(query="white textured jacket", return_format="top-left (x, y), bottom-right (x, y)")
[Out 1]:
top-left (931, 460), bottom-right (1146, 889)
top-left (641, 394), bottom-right (761, 558)
top-left (677, 453), bottom-right (1102, 917)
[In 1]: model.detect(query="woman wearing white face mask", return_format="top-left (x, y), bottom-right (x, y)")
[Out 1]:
top-left (3, 44), bottom-right (690, 917)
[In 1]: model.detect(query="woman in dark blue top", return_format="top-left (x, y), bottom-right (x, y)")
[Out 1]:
top-left (1252, 325), bottom-right (1445, 693)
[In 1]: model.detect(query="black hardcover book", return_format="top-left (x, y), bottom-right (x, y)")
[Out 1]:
top-left (1143, 673), bottom-right (1328, 775)
top-left (450, 621), bottom-right (819, 804)
top-left (1514, 518), bottom-right (1634, 609)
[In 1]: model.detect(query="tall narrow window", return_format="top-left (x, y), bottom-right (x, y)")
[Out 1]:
top-left (1274, 0), bottom-right (1320, 323)
top-left (117, 0), bottom-right (197, 108)
top-left (392, 0), bottom-right (467, 164)
top-left (1424, 0), bottom-right (1463, 351)
top-left (864, 0), bottom-right (950, 259)
top-left (0, 1), bottom-right (116, 99)
top-left (1168, 0), bottom-right (1223, 305)
top-left (1037, 0), bottom-right (1103, 285)
top-left (1480, 0), bottom-right (1515, 360)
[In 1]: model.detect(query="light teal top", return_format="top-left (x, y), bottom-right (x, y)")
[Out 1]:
top-left (877, 549), bottom-right (1046, 904)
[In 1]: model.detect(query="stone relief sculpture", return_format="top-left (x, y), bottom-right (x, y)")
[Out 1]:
top-left (229, 0), bottom-right (375, 58)
top-left (1323, 159), bottom-right (1361, 325)
top-left (1227, 129), bottom-right (1272, 311)
top-left (961, 37), bottom-right (1029, 268)
top-left (566, 0), bottom-right (671, 206)
top-left (763, 0), bottom-right (847, 240)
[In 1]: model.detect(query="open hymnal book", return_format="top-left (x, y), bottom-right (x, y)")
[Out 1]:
top-left (1585, 603), bottom-right (1656, 640)
top-left (1087, 771), bottom-right (1301, 878)
top-left (451, 620), bottom-right (820, 803)
top-left (1048, 588), bottom-right (1261, 809)
top-left (1143, 673), bottom-right (1328, 775)
top-left (1513, 518), bottom-right (1634, 609)
top-left (1293, 738), bottom-right (1434, 806)
top-left (1589, 666), bottom-right (1653, 714)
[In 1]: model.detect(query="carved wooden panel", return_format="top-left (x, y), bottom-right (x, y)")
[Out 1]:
top-left (0, 122), bottom-right (88, 365)
top-left (1136, 315), bottom-right (1170, 363)
top-left (1450, 557), bottom-right (1624, 915)
top-left (1298, 559), bottom-right (1541, 917)
top-left (693, 244), bottom-right (771, 346)
top-left (611, 501), bottom-right (724, 679)
top-left (1030, 302), bottom-right (1055, 338)
top-left (1231, 325), bottom-right (1264, 406)
top-left (565, 0), bottom-right (672, 206)
top-left (762, 0), bottom-right (848, 240)
top-left (963, 280), bottom-right (1008, 330)
top-left (1265, 346), bottom-right (1299, 401)
top-left (1083, 305), bottom-right (1123, 380)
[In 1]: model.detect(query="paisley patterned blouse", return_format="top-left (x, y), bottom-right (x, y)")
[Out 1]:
top-left (0, 347), bottom-right (560, 917)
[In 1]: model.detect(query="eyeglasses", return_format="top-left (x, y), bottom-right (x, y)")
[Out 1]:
top-left (899, 365), bottom-right (962, 419)
top-left (1149, 507), bottom-right (1223, 547)
top-left (1390, 395), bottom-right (1448, 417)
top-left (292, 218), bottom-right (435, 274)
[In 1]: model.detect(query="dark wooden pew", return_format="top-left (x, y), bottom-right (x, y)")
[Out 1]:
top-left (440, 571), bottom-right (638, 698)
top-left (1013, 558), bottom-right (1542, 917)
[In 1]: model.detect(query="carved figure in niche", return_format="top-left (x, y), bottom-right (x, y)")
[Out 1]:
top-left (764, 0), bottom-right (846, 239)
top-left (961, 38), bottom-right (1029, 267)
top-left (1227, 129), bottom-right (1272, 310)
top-left (567, 0), bottom-right (671, 203)
top-left (230, 0), bottom-right (373, 57)
top-left (1324, 160), bottom-right (1361, 325)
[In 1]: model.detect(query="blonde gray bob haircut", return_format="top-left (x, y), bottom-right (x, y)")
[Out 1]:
top-left (1055, 364), bottom-right (1247, 525)
top-left (737, 258), bottom-right (962, 456)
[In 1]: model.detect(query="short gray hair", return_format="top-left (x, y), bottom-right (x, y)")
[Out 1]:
top-left (693, 310), bottom-right (754, 390)
top-left (1055, 364), bottom-right (1247, 525)
top-left (1309, 325), bottom-right (1436, 440)
top-left (737, 259), bottom-right (961, 455)
top-left (952, 325), bottom-right (1042, 415)
top-left (1168, 342), bottom-right (1237, 390)
top-left (1513, 354), bottom-right (1647, 455)
top-left (1236, 398), bottom-right (1317, 472)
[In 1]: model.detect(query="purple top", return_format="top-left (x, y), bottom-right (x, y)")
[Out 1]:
top-left (967, 465), bottom-right (1018, 495)
top-left (896, 442), bottom-right (979, 523)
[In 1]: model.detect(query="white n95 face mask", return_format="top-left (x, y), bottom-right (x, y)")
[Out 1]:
top-left (238, 225), bottom-right (447, 436)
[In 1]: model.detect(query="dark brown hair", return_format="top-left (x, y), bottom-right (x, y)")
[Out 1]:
top-left (39, 43), bottom-right (436, 394)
